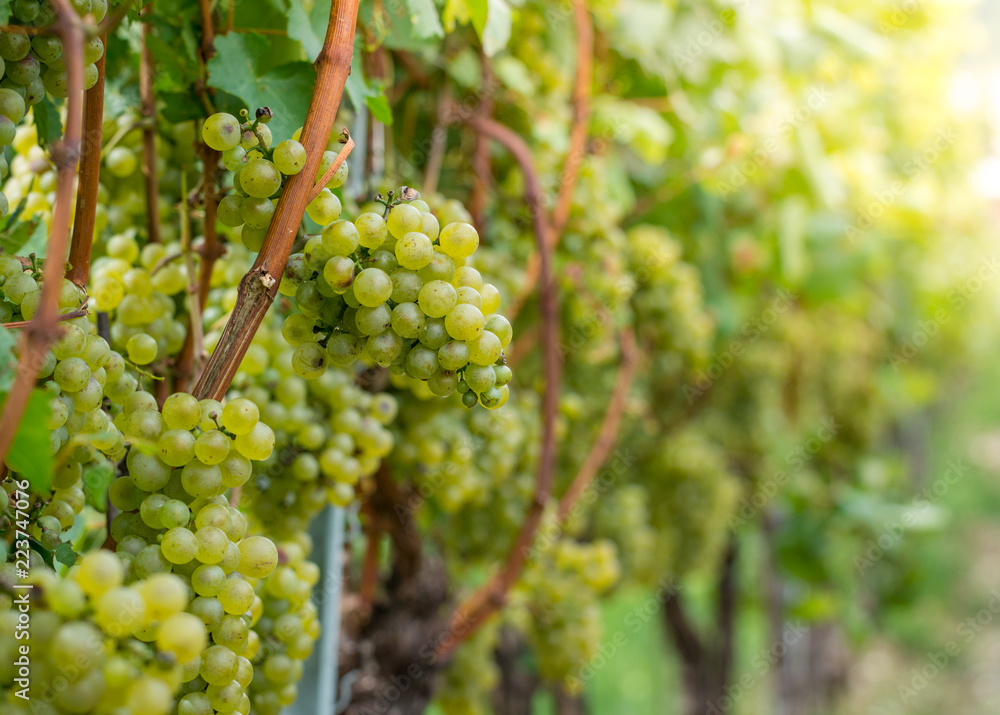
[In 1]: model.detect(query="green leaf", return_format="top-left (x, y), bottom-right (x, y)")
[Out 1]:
top-left (405, 0), bottom-right (444, 39)
top-left (33, 98), bottom-right (63, 149)
top-left (0, 1), bottom-right (11, 25)
top-left (0, 218), bottom-right (47, 258)
top-left (287, 0), bottom-right (329, 62)
top-left (0, 325), bottom-right (16, 393)
top-left (54, 543), bottom-right (78, 567)
top-left (481, 0), bottom-right (511, 56)
top-left (83, 461), bottom-right (115, 511)
top-left (5, 389), bottom-right (53, 493)
top-left (345, 67), bottom-right (394, 126)
top-left (207, 34), bottom-right (317, 141)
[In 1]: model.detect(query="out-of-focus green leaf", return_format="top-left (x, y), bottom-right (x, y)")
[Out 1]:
top-left (5, 389), bottom-right (53, 493)
top-left (54, 543), bottom-right (78, 567)
top-left (0, 1), bottom-right (11, 25)
top-left (287, 0), bottom-right (329, 62)
top-left (33, 98), bottom-right (62, 149)
top-left (405, 0), bottom-right (444, 39)
top-left (0, 218), bottom-right (45, 257)
top-left (0, 325), bottom-right (15, 392)
top-left (481, 0), bottom-right (511, 56)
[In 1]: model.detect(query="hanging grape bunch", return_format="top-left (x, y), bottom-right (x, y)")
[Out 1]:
top-left (0, 0), bottom-right (108, 216)
top-left (202, 109), bottom-right (515, 409)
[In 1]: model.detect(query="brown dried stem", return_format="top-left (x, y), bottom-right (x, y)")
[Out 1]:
top-left (66, 32), bottom-right (106, 287)
top-left (3, 308), bottom-right (88, 330)
top-left (307, 134), bottom-right (355, 203)
top-left (0, 0), bottom-right (84, 467)
top-left (193, 0), bottom-right (359, 401)
top-left (437, 116), bottom-right (560, 658)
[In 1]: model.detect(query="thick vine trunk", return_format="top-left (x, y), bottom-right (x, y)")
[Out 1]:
top-left (491, 629), bottom-right (540, 715)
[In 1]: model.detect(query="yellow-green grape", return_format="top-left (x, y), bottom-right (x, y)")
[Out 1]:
top-left (126, 332), bottom-right (158, 364)
top-left (438, 222), bottom-right (479, 259)
top-left (356, 212), bottom-right (388, 249)
top-left (386, 203), bottom-right (422, 239)
top-left (306, 188), bottom-right (342, 224)
top-left (157, 611), bottom-right (209, 663)
top-left (203, 112), bottom-right (242, 151)
top-left (273, 139), bottom-right (306, 175)
top-left (237, 536), bottom-right (279, 578)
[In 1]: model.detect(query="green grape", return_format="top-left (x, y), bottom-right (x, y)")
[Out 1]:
top-left (158, 611), bottom-right (209, 665)
top-left (439, 222), bottom-right (480, 259)
top-left (367, 330), bottom-right (403, 366)
top-left (220, 453), bottom-right (253, 488)
top-left (161, 499), bottom-right (191, 528)
top-left (163, 392), bottom-right (202, 430)
top-left (222, 145), bottom-right (247, 171)
top-left (218, 576), bottom-right (263, 615)
top-left (222, 398), bottom-right (260, 435)
top-left (355, 304), bottom-right (392, 336)
top-left (437, 340), bottom-right (470, 371)
top-left (203, 113), bottom-right (242, 151)
top-left (419, 318), bottom-right (449, 349)
top-left (323, 255), bottom-right (355, 292)
top-left (181, 461), bottom-right (223, 498)
top-left (218, 195), bottom-right (245, 227)
top-left (427, 368), bottom-right (460, 396)
top-left (322, 220), bottom-right (360, 255)
top-left (199, 399), bottom-right (225, 430)
top-left (417, 252), bottom-right (455, 283)
top-left (242, 197), bottom-right (275, 228)
top-left (445, 303), bottom-right (485, 341)
top-left (405, 345), bottom-right (439, 379)
top-left (306, 188), bottom-right (342, 224)
top-left (241, 158), bottom-right (282, 198)
top-left (494, 364), bottom-right (513, 386)
top-left (234, 421), bottom-right (275, 460)
top-left (484, 314), bottom-right (513, 347)
top-left (465, 364), bottom-right (497, 393)
top-left (386, 203), bottom-right (422, 239)
top-left (127, 332), bottom-right (159, 364)
top-left (195, 429), bottom-right (231, 465)
top-left (75, 549), bottom-right (124, 597)
top-left (162, 526), bottom-right (199, 564)
top-left (481, 283), bottom-right (502, 314)
top-left (455, 285), bottom-right (482, 309)
top-left (353, 268), bottom-right (392, 307)
top-left (192, 564), bottom-right (227, 597)
top-left (468, 331), bottom-right (502, 365)
top-left (395, 231), bottom-right (434, 270)
top-left (390, 302), bottom-right (425, 338)
top-left (237, 536), bottom-right (278, 579)
top-left (327, 333), bottom-right (362, 365)
top-left (274, 139), bottom-right (306, 174)
top-left (0, 87), bottom-right (25, 123)
top-left (201, 644), bottom-right (240, 686)
top-left (106, 146), bottom-right (138, 177)
top-left (356, 212), bottom-right (388, 249)
top-left (292, 341), bottom-right (329, 379)
top-left (196, 526), bottom-right (229, 564)
top-left (126, 450), bottom-right (172, 491)
top-left (419, 280), bottom-right (458, 318)
top-left (326, 159), bottom-right (349, 188)
top-left (159, 428), bottom-right (197, 466)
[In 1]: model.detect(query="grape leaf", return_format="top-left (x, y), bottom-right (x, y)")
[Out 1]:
top-left (0, 1), bottom-right (10, 25)
top-left (4, 389), bottom-right (53, 493)
top-left (287, 0), bottom-right (330, 62)
top-left (405, 0), bottom-right (444, 39)
top-left (482, 0), bottom-right (512, 56)
top-left (207, 34), bottom-right (317, 141)
top-left (344, 70), bottom-right (393, 125)
top-left (33, 98), bottom-right (62, 149)
top-left (0, 325), bottom-right (15, 393)
top-left (54, 543), bottom-right (78, 567)
top-left (83, 461), bottom-right (115, 511)
top-left (0, 218), bottom-right (47, 258)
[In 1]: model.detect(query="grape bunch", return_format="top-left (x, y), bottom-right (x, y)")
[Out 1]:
top-left (202, 108), bottom-right (348, 252)
top-left (222, 317), bottom-right (398, 531)
top-left (283, 199), bottom-right (514, 408)
top-left (0, 0), bottom-right (109, 216)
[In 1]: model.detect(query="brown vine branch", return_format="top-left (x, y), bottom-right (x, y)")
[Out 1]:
top-left (193, 0), bottom-right (359, 401)
top-left (307, 133), bottom-right (355, 203)
top-left (556, 327), bottom-right (637, 522)
top-left (437, 116), bottom-right (560, 658)
top-left (66, 32), bottom-right (106, 287)
top-left (2, 308), bottom-right (88, 330)
top-left (139, 2), bottom-right (160, 244)
top-left (0, 0), bottom-right (84, 468)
